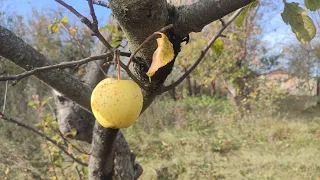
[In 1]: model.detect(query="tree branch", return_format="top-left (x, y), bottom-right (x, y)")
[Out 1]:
top-left (89, 0), bottom-right (110, 8)
top-left (88, 0), bottom-right (99, 31)
top-left (161, 8), bottom-right (244, 93)
top-left (174, 0), bottom-right (255, 37)
top-left (0, 53), bottom-right (111, 83)
top-left (0, 26), bottom-right (92, 111)
top-left (109, 0), bottom-right (169, 60)
top-left (2, 81), bottom-right (8, 113)
top-left (88, 123), bottom-right (119, 179)
top-left (55, 0), bottom-right (113, 50)
top-left (0, 112), bottom-right (88, 166)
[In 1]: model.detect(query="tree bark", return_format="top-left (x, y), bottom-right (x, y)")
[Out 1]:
top-left (174, 0), bottom-right (255, 38)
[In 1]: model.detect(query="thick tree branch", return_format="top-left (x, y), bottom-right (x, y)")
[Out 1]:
top-left (89, 123), bottom-right (119, 180)
top-left (0, 26), bottom-right (92, 111)
top-left (162, 8), bottom-right (244, 93)
top-left (174, 0), bottom-right (255, 37)
top-left (109, 0), bottom-right (169, 60)
top-left (0, 112), bottom-right (88, 166)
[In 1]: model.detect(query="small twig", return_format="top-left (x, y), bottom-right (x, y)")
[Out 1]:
top-left (54, 128), bottom-right (91, 155)
top-left (219, 18), bottom-right (225, 26)
top-left (45, 140), bottom-right (59, 180)
top-left (75, 166), bottom-right (83, 180)
top-left (0, 112), bottom-right (88, 166)
top-left (119, 60), bottom-right (146, 90)
top-left (60, 23), bottom-right (108, 77)
top-left (127, 24), bottom-right (175, 66)
top-left (161, 8), bottom-right (244, 93)
top-left (120, 52), bottom-right (131, 57)
top-left (2, 81), bottom-right (8, 114)
top-left (0, 53), bottom-right (112, 83)
top-left (117, 51), bottom-right (121, 80)
top-left (88, 0), bottom-right (109, 8)
top-left (55, 0), bottom-right (113, 50)
top-left (88, 0), bottom-right (99, 31)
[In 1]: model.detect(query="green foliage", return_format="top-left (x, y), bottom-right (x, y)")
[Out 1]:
top-left (234, 1), bottom-right (259, 27)
top-left (99, 24), bottom-right (123, 47)
top-left (48, 21), bottom-right (60, 34)
top-left (211, 38), bottom-right (224, 56)
top-left (281, 2), bottom-right (316, 42)
top-left (26, 95), bottom-right (89, 179)
top-left (305, 0), bottom-right (320, 11)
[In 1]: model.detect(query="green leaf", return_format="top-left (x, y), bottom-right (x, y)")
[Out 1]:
top-left (212, 38), bottom-right (224, 56)
top-left (281, 2), bottom-right (316, 42)
top-left (109, 31), bottom-right (123, 48)
top-left (235, 6), bottom-right (250, 27)
top-left (305, 0), bottom-right (320, 11)
top-left (41, 97), bottom-right (52, 107)
top-left (82, 166), bottom-right (89, 174)
top-left (234, 1), bottom-right (259, 27)
top-left (99, 25), bottom-right (115, 32)
top-left (64, 129), bottom-right (77, 138)
top-left (27, 100), bottom-right (40, 107)
top-left (61, 16), bottom-right (68, 25)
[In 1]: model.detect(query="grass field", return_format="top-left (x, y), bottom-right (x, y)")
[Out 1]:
top-left (123, 96), bottom-right (320, 180)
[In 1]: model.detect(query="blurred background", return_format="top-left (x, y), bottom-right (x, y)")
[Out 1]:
top-left (0, 0), bottom-right (320, 179)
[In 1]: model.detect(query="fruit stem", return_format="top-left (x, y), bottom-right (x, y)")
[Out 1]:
top-left (117, 55), bottom-right (120, 80)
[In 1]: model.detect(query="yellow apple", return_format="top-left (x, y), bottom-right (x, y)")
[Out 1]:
top-left (91, 78), bottom-right (143, 128)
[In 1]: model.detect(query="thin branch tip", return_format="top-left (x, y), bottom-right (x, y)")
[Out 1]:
top-left (0, 112), bottom-right (88, 166)
top-left (161, 8), bottom-right (244, 93)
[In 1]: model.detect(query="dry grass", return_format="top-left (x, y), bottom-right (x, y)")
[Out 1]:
top-left (123, 96), bottom-right (320, 180)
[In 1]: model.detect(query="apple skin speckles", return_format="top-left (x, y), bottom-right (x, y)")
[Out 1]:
top-left (91, 78), bottom-right (143, 128)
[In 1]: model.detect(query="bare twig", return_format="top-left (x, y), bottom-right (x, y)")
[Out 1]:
top-left (2, 81), bottom-right (8, 113)
top-left (88, 0), bottom-right (109, 8)
top-left (55, 0), bottom-right (146, 88)
top-left (60, 23), bottom-right (108, 77)
top-left (45, 140), bottom-right (59, 180)
top-left (0, 112), bottom-right (88, 166)
top-left (75, 166), bottom-right (83, 180)
top-left (116, 50), bottom-right (121, 80)
top-left (54, 128), bottom-right (90, 155)
top-left (119, 60), bottom-right (146, 90)
top-left (219, 18), bottom-right (226, 26)
top-left (161, 8), bottom-right (244, 93)
top-left (88, 0), bottom-right (99, 31)
top-left (120, 52), bottom-right (131, 57)
top-left (0, 53), bottom-right (112, 83)
top-left (127, 24), bottom-right (175, 66)
top-left (55, 0), bottom-right (113, 50)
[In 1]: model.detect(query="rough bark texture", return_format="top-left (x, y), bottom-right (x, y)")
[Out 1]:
top-left (174, 0), bottom-right (255, 38)
top-left (89, 124), bottom-right (118, 180)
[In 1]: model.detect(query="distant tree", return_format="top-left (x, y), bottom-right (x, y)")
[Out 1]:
top-left (0, 0), bottom-right (319, 179)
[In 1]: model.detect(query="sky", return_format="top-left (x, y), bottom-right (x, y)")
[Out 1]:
top-left (1, 0), bottom-right (111, 26)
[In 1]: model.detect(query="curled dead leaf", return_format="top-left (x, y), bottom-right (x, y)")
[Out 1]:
top-left (146, 32), bottom-right (174, 82)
